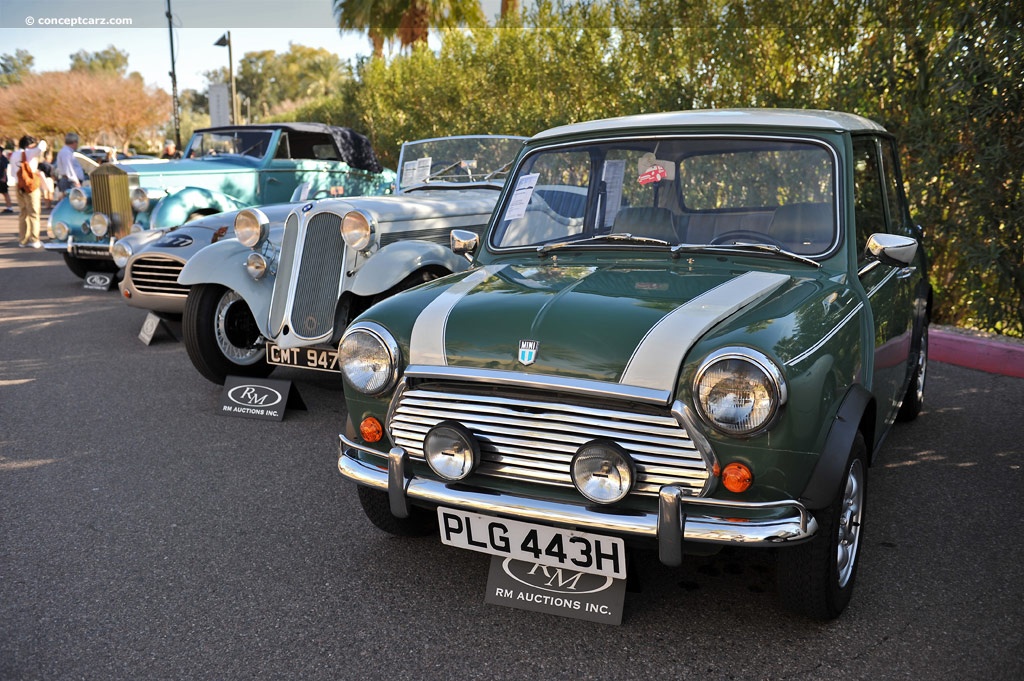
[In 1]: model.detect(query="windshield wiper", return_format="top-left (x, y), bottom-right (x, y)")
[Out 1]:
top-left (671, 242), bottom-right (821, 268)
top-left (538, 233), bottom-right (671, 255)
top-left (424, 160), bottom-right (467, 182)
top-left (484, 160), bottom-right (514, 181)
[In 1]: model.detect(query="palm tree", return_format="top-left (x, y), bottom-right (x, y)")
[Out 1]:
top-left (333, 0), bottom-right (486, 56)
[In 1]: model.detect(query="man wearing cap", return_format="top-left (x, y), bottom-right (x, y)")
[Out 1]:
top-left (55, 132), bottom-right (86, 192)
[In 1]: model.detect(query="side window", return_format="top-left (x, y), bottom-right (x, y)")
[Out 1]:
top-left (274, 133), bottom-right (291, 160)
top-left (880, 139), bottom-right (911, 237)
top-left (851, 137), bottom-right (886, 260)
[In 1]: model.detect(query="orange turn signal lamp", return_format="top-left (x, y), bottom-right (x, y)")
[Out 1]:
top-left (721, 462), bottom-right (753, 493)
top-left (360, 417), bottom-right (384, 443)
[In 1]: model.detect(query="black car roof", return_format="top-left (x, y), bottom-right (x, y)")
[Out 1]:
top-left (194, 122), bottom-right (384, 174)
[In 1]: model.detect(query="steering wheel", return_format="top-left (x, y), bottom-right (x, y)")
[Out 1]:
top-left (429, 160), bottom-right (471, 181)
top-left (709, 230), bottom-right (784, 248)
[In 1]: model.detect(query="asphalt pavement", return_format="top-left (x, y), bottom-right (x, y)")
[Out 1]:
top-left (1, 213), bottom-right (1022, 681)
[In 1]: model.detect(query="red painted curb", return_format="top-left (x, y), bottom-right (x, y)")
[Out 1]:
top-left (931, 328), bottom-right (1024, 378)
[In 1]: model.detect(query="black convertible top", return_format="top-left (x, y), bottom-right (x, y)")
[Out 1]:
top-left (195, 122), bottom-right (384, 173)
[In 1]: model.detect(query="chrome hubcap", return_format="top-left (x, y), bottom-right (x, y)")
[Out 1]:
top-left (836, 458), bottom-right (864, 588)
top-left (915, 331), bottom-right (928, 402)
top-left (214, 290), bottom-right (265, 366)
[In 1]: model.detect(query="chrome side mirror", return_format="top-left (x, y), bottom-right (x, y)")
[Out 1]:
top-left (450, 229), bottom-right (479, 259)
top-left (866, 233), bottom-right (917, 267)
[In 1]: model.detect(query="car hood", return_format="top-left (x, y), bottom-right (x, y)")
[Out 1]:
top-left (117, 156), bottom-right (259, 178)
top-left (331, 188), bottom-right (501, 222)
top-left (386, 263), bottom-right (792, 396)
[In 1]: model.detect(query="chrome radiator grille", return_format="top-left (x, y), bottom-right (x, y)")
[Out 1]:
top-left (128, 255), bottom-right (187, 296)
top-left (389, 386), bottom-right (709, 497)
top-left (90, 166), bottom-right (133, 238)
top-left (289, 212), bottom-right (344, 339)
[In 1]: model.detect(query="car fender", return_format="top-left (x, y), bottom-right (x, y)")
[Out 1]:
top-left (150, 187), bottom-right (248, 229)
top-left (798, 383), bottom-right (875, 510)
top-left (49, 195), bottom-right (92, 233)
top-left (347, 240), bottom-right (469, 297)
top-left (178, 239), bottom-right (274, 338)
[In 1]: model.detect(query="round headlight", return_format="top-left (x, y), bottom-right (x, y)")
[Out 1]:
top-left (235, 208), bottom-right (269, 249)
top-left (338, 323), bottom-right (400, 395)
top-left (50, 221), bottom-right (70, 241)
top-left (90, 213), bottom-right (110, 237)
top-left (571, 441), bottom-right (635, 504)
top-left (341, 210), bottom-right (373, 251)
top-left (130, 187), bottom-right (150, 212)
top-left (68, 187), bottom-right (88, 211)
top-left (424, 421), bottom-right (480, 481)
top-left (694, 348), bottom-right (786, 437)
top-left (111, 241), bottom-right (133, 268)
top-left (245, 252), bottom-right (268, 279)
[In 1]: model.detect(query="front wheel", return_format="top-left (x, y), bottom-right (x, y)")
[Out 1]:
top-left (897, 325), bottom-right (928, 422)
top-left (777, 432), bottom-right (867, 620)
top-left (63, 253), bottom-right (117, 279)
top-left (183, 283), bottom-right (273, 385)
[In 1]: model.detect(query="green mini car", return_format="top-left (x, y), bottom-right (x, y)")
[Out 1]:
top-left (336, 110), bottom-right (931, 620)
top-left (45, 123), bottom-right (395, 278)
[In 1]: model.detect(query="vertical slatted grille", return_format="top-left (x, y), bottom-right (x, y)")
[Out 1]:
top-left (268, 212), bottom-right (300, 336)
top-left (389, 386), bottom-right (709, 497)
top-left (91, 166), bottom-right (133, 238)
top-left (288, 212), bottom-right (345, 339)
top-left (128, 255), bottom-right (187, 296)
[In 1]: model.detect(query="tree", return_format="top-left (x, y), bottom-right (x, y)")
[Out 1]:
top-left (69, 46), bottom-right (130, 77)
top-left (0, 49), bottom-right (34, 87)
top-left (333, 0), bottom-right (486, 55)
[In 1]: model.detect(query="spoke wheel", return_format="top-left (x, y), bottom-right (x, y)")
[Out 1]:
top-left (183, 283), bottom-right (273, 385)
top-left (897, 325), bottom-right (928, 421)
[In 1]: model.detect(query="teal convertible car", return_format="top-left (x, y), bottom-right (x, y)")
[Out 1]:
top-left (336, 110), bottom-right (931, 620)
top-left (45, 123), bottom-right (395, 278)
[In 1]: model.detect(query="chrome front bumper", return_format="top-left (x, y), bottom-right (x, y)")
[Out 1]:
top-left (44, 235), bottom-right (115, 259)
top-left (338, 435), bottom-right (818, 566)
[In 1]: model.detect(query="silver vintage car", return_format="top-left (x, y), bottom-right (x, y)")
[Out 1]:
top-left (177, 135), bottom-right (528, 384)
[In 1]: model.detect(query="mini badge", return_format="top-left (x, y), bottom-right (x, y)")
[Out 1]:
top-left (518, 340), bottom-right (539, 366)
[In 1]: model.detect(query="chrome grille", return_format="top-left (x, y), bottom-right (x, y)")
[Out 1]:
top-left (128, 255), bottom-right (187, 296)
top-left (389, 386), bottom-right (709, 497)
top-left (289, 212), bottom-right (344, 339)
top-left (268, 212), bottom-right (300, 336)
top-left (90, 165), bottom-right (133, 238)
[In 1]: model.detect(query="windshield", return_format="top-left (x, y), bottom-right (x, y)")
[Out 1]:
top-left (185, 130), bottom-right (274, 159)
top-left (490, 137), bottom-right (838, 256)
top-left (397, 135), bottom-right (527, 190)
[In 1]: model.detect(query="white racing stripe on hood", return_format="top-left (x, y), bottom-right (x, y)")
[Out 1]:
top-left (410, 265), bottom-right (507, 366)
top-left (619, 271), bottom-right (791, 391)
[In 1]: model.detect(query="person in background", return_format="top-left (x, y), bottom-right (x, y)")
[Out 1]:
top-left (38, 146), bottom-right (56, 210)
top-left (0, 149), bottom-right (12, 214)
top-left (55, 132), bottom-right (86, 192)
top-left (7, 135), bottom-right (43, 247)
top-left (161, 141), bottom-right (182, 159)
top-left (102, 148), bottom-right (117, 164)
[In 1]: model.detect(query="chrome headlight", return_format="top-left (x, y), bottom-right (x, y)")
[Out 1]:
top-left (424, 421), bottom-right (480, 481)
top-left (111, 241), bottom-right (133, 268)
top-left (694, 348), bottom-right (787, 437)
top-left (245, 252), bottom-right (268, 279)
top-left (130, 187), bottom-right (150, 212)
top-left (89, 213), bottom-right (110, 237)
top-left (341, 210), bottom-right (374, 251)
top-left (50, 221), bottom-right (70, 241)
top-left (235, 208), bottom-right (269, 249)
top-left (571, 441), bottom-right (635, 504)
top-left (338, 322), bottom-right (400, 395)
top-left (68, 187), bottom-right (88, 211)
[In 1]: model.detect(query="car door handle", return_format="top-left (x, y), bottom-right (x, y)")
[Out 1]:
top-left (896, 266), bottom-right (917, 279)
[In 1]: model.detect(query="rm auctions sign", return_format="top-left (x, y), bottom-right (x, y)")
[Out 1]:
top-left (219, 376), bottom-right (300, 421)
top-left (485, 556), bottom-right (626, 625)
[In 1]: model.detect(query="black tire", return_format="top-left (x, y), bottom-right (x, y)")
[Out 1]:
top-left (183, 283), bottom-right (273, 385)
top-left (356, 486), bottom-right (435, 537)
top-left (777, 431), bottom-right (868, 620)
top-left (63, 253), bottom-right (117, 279)
top-left (897, 325), bottom-right (928, 422)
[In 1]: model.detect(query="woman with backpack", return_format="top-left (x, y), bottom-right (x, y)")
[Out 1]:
top-left (7, 135), bottom-right (42, 248)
